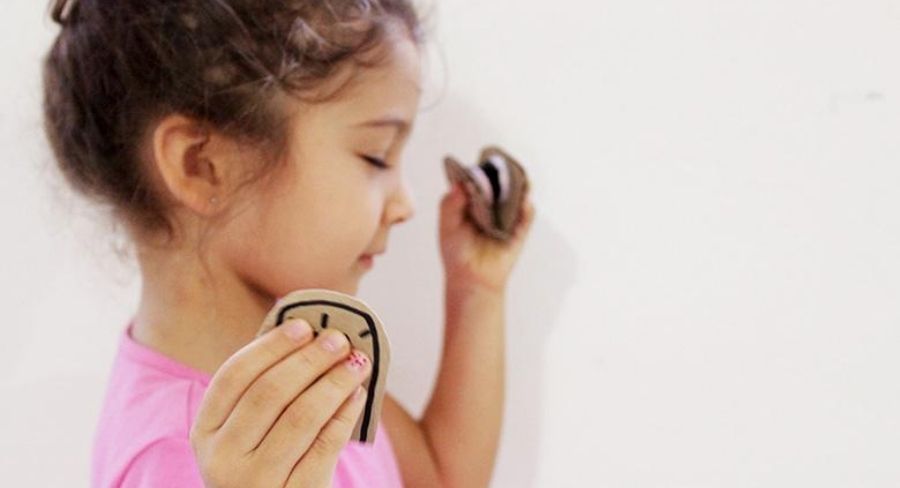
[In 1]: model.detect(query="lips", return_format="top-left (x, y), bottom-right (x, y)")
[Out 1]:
top-left (359, 246), bottom-right (384, 268)
top-left (362, 248), bottom-right (386, 258)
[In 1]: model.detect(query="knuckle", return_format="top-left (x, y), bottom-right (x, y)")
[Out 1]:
top-left (283, 400), bottom-right (319, 432)
top-left (202, 458), bottom-right (232, 487)
top-left (292, 348), bottom-right (319, 373)
top-left (196, 437), bottom-right (253, 488)
top-left (247, 375), bottom-right (282, 409)
top-left (330, 409), bottom-right (357, 435)
top-left (309, 430), bottom-right (343, 459)
top-left (212, 368), bottom-right (236, 395)
top-left (322, 368), bottom-right (355, 393)
top-left (305, 397), bottom-right (360, 459)
top-left (258, 336), bottom-right (284, 360)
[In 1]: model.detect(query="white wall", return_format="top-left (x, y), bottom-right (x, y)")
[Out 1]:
top-left (3, 0), bottom-right (899, 486)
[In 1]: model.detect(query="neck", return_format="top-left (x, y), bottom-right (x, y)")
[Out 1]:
top-left (131, 241), bottom-right (274, 376)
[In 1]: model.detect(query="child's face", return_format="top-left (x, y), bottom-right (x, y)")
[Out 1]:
top-left (221, 35), bottom-right (422, 297)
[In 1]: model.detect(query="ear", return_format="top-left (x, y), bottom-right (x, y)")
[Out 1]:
top-left (150, 114), bottom-right (231, 216)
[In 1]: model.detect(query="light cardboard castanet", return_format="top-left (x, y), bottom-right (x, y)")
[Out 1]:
top-left (443, 144), bottom-right (530, 241)
top-left (257, 289), bottom-right (391, 444)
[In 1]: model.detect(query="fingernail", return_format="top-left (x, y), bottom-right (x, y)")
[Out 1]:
top-left (282, 320), bottom-right (311, 342)
top-left (346, 350), bottom-right (370, 371)
top-left (320, 330), bottom-right (347, 353)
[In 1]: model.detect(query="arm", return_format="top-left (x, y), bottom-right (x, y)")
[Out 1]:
top-left (383, 184), bottom-right (533, 488)
top-left (421, 284), bottom-right (506, 487)
top-left (381, 286), bottom-right (506, 488)
top-left (381, 393), bottom-right (443, 487)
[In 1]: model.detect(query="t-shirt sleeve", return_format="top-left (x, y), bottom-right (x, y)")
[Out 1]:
top-left (120, 437), bottom-right (205, 487)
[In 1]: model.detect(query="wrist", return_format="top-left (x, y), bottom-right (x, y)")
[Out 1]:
top-left (444, 269), bottom-right (508, 295)
top-left (447, 277), bottom-right (505, 296)
top-left (444, 279), bottom-right (507, 310)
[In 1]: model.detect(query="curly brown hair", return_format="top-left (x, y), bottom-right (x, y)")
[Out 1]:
top-left (42, 0), bottom-right (427, 238)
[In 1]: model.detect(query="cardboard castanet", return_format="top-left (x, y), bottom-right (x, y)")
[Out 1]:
top-left (257, 289), bottom-right (391, 444)
top-left (443, 145), bottom-right (530, 241)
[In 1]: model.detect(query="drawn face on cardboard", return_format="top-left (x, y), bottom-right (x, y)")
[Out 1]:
top-left (258, 289), bottom-right (391, 444)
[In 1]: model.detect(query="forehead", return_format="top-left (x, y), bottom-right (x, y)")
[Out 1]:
top-left (331, 36), bottom-right (423, 123)
top-left (283, 32), bottom-right (423, 142)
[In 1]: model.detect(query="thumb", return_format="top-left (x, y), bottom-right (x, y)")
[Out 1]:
top-left (439, 183), bottom-right (467, 233)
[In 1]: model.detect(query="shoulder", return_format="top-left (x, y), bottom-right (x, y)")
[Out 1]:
top-left (92, 353), bottom-right (208, 486)
top-left (118, 436), bottom-right (205, 487)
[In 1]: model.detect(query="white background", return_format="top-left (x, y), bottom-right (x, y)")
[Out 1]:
top-left (2, 0), bottom-right (899, 486)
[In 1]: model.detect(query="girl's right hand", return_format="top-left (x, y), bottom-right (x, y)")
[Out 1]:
top-left (189, 319), bottom-right (372, 488)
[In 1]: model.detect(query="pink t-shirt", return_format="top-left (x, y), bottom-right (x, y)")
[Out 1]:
top-left (91, 321), bottom-right (404, 487)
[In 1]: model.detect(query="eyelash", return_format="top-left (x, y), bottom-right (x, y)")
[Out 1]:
top-left (361, 155), bottom-right (389, 170)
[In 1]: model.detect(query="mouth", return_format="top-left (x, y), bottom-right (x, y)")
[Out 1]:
top-left (359, 244), bottom-right (386, 269)
top-left (359, 250), bottom-right (383, 268)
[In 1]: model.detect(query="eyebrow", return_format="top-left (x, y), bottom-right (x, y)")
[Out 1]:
top-left (354, 116), bottom-right (411, 134)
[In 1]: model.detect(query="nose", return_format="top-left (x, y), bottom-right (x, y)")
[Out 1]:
top-left (384, 173), bottom-right (415, 225)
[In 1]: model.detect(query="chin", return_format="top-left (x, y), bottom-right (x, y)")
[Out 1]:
top-left (272, 276), bottom-right (358, 298)
top-left (346, 280), bottom-right (361, 296)
top-left (328, 278), bottom-right (360, 296)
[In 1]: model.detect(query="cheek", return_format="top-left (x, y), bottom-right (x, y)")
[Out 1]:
top-left (216, 178), bottom-right (381, 296)
top-left (308, 185), bottom-right (383, 254)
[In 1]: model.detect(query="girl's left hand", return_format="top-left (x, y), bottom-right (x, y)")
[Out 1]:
top-left (439, 183), bottom-right (536, 294)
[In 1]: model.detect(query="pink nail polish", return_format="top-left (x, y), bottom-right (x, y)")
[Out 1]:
top-left (346, 350), bottom-right (370, 370)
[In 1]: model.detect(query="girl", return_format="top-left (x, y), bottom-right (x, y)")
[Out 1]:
top-left (43, 0), bottom-right (534, 486)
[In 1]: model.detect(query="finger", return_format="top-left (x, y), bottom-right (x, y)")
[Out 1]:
top-left (439, 183), bottom-right (467, 233)
top-left (512, 199), bottom-right (536, 241)
top-left (255, 349), bottom-right (372, 472)
top-left (284, 386), bottom-right (368, 488)
top-left (219, 329), bottom-right (352, 452)
top-left (520, 198), bottom-right (535, 229)
top-left (192, 319), bottom-right (314, 434)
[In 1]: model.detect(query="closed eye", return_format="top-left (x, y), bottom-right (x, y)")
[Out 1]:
top-left (361, 155), bottom-right (389, 170)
